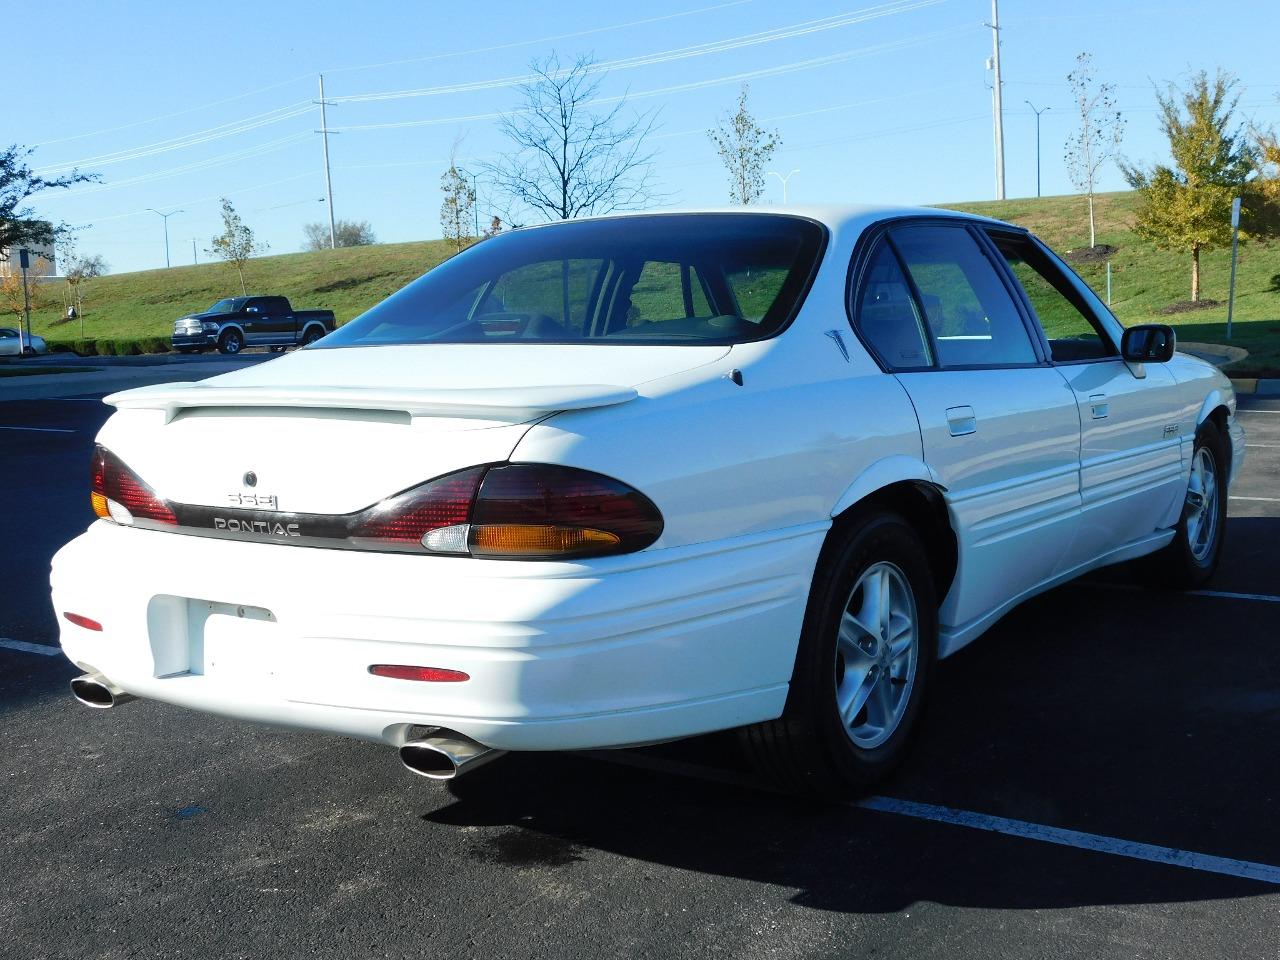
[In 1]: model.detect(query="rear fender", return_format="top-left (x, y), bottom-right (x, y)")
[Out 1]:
top-left (829, 455), bottom-right (941, 518)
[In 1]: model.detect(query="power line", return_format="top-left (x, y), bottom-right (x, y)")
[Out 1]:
top-left (327, 0), bottom-right (948, 105)
top-left (322, 0), bottom-right (756, 76)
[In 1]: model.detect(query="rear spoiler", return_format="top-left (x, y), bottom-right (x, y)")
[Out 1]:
top-left (104, 381), bottom-right (638, 422)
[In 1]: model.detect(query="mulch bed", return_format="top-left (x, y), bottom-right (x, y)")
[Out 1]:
top-left (1063, 244), bottom-right (1118, 264)
top-left (1158, 299), bottom-right (1224, 315)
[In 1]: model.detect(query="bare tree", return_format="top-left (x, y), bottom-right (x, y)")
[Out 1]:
top-left (484, 52), bottom-right (658, 221)
top-left (1064, 53), bottom-right (1125, 249)
top-left (303, 219), bottom-right (376, 251)
top-left (440, 142), bottom-right (477, 249)
top-left (708, 85), bottom-right (781, 205)
top-left (207, 197), bottom-right (267, 295)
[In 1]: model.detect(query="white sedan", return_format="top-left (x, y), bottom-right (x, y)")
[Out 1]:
top-left (52, 207), bottom-right (1245, 795)
top-left (0, 327), bottom-right (46, 356)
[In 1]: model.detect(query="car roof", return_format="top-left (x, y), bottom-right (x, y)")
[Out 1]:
top-left (510, 204), bottom-right (1018, 235)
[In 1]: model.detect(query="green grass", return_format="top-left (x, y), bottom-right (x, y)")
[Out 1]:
top-left (19, 239), bottom-right (460, 343)
top-left (939, 191), bottom-right (1280, 376)
top-left (11, 192), bottom-right (1280, 373)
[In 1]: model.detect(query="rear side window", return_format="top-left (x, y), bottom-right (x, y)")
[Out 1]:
top-left (985, 231), bottom-right (1115, 362)
top-left (854, 242), bottom-right (933, 369)
top-left (890, 224), bottom-right (1037, 368)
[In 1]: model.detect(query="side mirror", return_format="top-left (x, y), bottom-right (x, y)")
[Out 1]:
top-left (1121, 324), bottom-right (1176, 364)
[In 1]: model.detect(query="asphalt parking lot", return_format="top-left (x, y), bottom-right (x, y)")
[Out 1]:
top-left (2, 376), bottom-right (1278, 959)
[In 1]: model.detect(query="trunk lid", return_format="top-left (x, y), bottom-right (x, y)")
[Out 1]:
top-left (100, 343), bottom-right (726, 515)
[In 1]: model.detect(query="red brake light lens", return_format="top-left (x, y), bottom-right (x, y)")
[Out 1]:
top-left (91, 445), bottom-right (177, 525)
top-left (368, 664), bottom-right (470, 682)
top-left (63, 612), bottom-right (104, 632)
top-left (349, 467), bottom-right (483, 545)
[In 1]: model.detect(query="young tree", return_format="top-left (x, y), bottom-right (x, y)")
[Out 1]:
top-left (64, 253), bottom-right (107, 333)
top-left (485, 52), bottom-right (658, 221)
top-left (482, 215), bottom-right (503, 239)
top-left (0, 144), bottom-right (98, 265)
top-left (207, 197), bottom-right (268, 295)
top-left (302, 219), bottom-right (376, 250)
top-left (1063, 53), bottom-right (1125, 249)
top-left (440, 144), bottom-right (477, 249)
top-left (708, 85), bottom-right (781, 206)
top-left (1, 256), bottom-right (50, 338)
top-left (1121, 70), bottom-right (1256, 302)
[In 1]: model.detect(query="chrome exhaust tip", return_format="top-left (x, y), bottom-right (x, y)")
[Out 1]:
top-left (70, 673), bottom-right (136, 709)
top-left (399, 731), bottom-right (505, 781)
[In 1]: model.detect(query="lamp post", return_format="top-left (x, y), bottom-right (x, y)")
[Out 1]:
top-left (767, 168), bottom-right (801, 204)
top-left (1025, 101), bottom-right (1050, 198)
top-left (147, 208), bottom-right (184, 268)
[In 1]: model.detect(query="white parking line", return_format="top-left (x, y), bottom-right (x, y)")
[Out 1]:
top-left (0, 638), bottom-right (62, 656)
top-left (1231, 496), bottom-right (1280, 503)
top-left (1246, 444), bottom-right (1280, 449)
top-left (856, 796), bottom-right (1280, 885)
top-left (0, 425), bottom-right (75, 433)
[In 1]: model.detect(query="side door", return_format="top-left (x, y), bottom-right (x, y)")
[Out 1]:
top-left (238, 297), bottom-right (268, 345)
top-left (255, 296), bottom-right (293, 343)
top-left (982, 228), bottom-right (1185, 566)
top-left (852, 221), bottom-right (1083, 640)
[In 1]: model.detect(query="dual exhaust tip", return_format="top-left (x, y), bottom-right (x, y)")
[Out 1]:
top-left (70, 673), bottom-right (500, 781)
top-left (70, 673), bottom-right (136, 709)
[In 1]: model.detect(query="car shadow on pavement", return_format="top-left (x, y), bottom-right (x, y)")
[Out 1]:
top-left (427, 545), bottom-right (1280, 913)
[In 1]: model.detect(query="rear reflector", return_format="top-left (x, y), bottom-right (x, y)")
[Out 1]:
top-left (63, 612), bottom-right (103, 632)
top-left (368, 664), bottom-right (470, 682)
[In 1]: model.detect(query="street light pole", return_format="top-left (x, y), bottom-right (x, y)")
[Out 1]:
top-left (147, 208), bottom-right (183, 268)
top-left (317, 74), bottom-right (337, 250)
top-left (1025, 101), bottom-right (1050, 198)
top-left (767, 169), bottom-right (801, 204)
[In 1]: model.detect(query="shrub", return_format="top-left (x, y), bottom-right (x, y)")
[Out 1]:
top-left (96, 339), bottom-right (118, 356)
top-left (113, 338), bottom-right (142, 356)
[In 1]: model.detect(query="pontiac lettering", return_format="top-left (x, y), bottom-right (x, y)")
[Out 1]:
top-left (213, 517), bottom-right (300, 538)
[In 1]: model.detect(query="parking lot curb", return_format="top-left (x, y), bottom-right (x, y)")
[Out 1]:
top-left (1231, 378), bottom-right (1280, 396)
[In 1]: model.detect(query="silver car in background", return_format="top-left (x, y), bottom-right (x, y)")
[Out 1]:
top-left (0, 328), bottom-right (47, 356)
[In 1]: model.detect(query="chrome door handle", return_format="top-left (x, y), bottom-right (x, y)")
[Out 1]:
top-left (1089, 394), bottom-right (1109, 419)
top-left (945, 405), bottom-right (977, 437)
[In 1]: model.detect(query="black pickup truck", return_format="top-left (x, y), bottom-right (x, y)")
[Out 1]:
top-left (170, 296), bottom-right (336, 355)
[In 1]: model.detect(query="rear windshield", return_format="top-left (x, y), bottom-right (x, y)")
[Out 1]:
top-left (317, 214), bottom-right (825, 347)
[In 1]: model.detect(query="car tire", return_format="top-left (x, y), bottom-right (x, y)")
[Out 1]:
top-left (300, 326), bottom-right (324, 346)
top-left (741, 510), bottom-right (937, 798)
top-left (22, 346), bottom-right (35, 356)
top-left (1137, 419), bottom-right (1229, 589)
top-left (217, 329), bottom-right (244, 355)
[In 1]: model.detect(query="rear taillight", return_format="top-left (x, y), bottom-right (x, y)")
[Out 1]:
top-left (90, 445), bottom-right (177, 526)
top-left (354, 464), bottom-right (663, 560)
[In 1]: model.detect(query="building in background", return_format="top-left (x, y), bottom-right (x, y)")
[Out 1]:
top-left (0, 231), bottom-right (58, 279)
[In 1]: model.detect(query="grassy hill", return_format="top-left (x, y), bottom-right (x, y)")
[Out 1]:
top-left (15, 191), bottom-right (1280, 374)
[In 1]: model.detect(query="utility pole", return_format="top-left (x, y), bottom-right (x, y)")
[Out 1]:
top-left (470, 172), bottom-right (480, 238)
top-left (987, 0), bottom-right (1006, 200)
top-left (147, 208), bottom-right (183, 268)
top-left (191, 239), bottom-right (198, 265)
top-left (1026, 101), bottom-right (1050, 197)
top-left (317, 74), bottom-right (337, 250)
top-left (767, 169), bottom-right (801, 204)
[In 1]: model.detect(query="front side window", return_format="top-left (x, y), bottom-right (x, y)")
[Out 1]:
top-left (986, 231), bottom-right (1115, 362)
top-left (890, 224), bottom-right (1037, 368)
top-left (319, 214), bottom-right (825, 347)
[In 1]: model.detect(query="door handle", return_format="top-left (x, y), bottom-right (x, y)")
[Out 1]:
top-left (1089, 394), bottom-right (1109, 419)
top-left (945, 405), bottom-right (977, 437)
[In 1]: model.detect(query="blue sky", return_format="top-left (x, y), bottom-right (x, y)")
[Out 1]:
top-left (15, 0), bottom-right (1280, 275)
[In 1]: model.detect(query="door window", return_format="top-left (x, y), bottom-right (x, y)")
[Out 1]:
top-left (985, 231), bottom-right (1115, 362)
top-left (853, 241), bottom-right (933, 369)
top-left (890, 224), bottom-right (1037, 368)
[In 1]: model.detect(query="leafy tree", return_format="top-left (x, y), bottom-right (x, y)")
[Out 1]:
top-left (708, 85), bottom-right (781, 206)
top-left (302, 219), bottom-right (376, 251)
top-left (485, 52), bottom-right (658, 221)
top-left (1, 255), bottom-right (51, 342)
top-left (482, 215), bottom-right (503, 239)
top-left (0, 144), bottom-right (98, 263)
top-left (1121, 70), bottom-right (1256, 302)
top-left (440, 144), bottom-right (476, 249)
top-left (207, 197), bottom-right (268, 295)
top-left (1064, 53), bottom-right (1124, 249)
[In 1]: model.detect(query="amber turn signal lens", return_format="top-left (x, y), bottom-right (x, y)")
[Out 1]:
top-left (470, 523), bottom-right (620, 557)
top-left (91, 491), bottom-right (110, 520)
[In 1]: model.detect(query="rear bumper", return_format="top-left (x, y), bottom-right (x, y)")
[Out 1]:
top-left (51, 521), bottom-right (823, 750)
